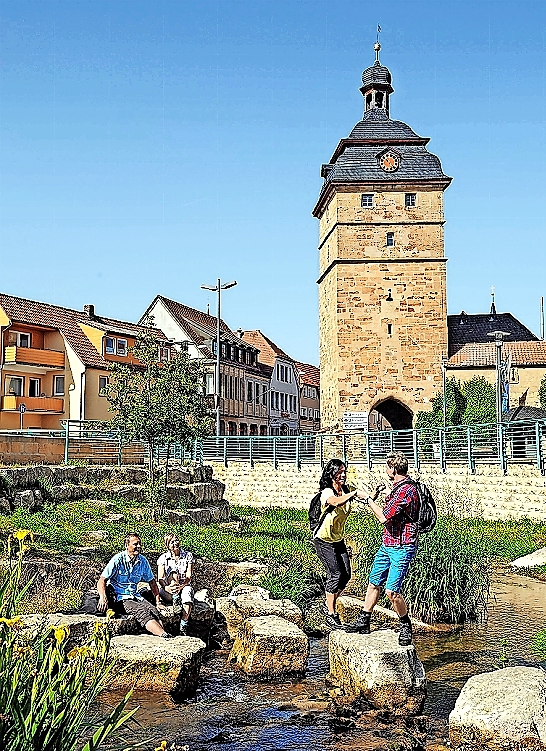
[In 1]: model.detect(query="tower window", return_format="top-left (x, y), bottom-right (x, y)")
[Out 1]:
top-left (361, 194), bottom-right (374, 208)
top-left (405, 193), bottom-right (416, 207)
top-left (365, 93), bottom-right (372, 110)
top-left (375, 92), bottom-right (384, 107)
top-left (386, 232), bottom-right (394, 247)
top-left (387, 324), bottom-right (393, 336)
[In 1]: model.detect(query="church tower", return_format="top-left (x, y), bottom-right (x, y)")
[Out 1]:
top-left (313, 44), bottom-right (452, 431)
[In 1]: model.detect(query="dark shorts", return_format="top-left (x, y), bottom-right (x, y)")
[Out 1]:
top-left (115, 597), bottom-right (161, 628)
top-left (313, 538), bottom-right (352, 594)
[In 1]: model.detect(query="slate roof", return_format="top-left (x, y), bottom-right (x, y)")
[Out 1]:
top-left (241, 330), bottom-right (293, 368)
top-left (347, 108), bottom-right (421, 141)
top-left (448, 312), bottom-right (538, 357)
top-left (362, 61), bottom-right (392, 88)
top-left (503, 406), bottom-right (546, 422)
top-left (295, 361), bottom-right (320, 389)
top-left (447, 340), bottom-right (546, 368)
top-left (0, 293), bottom-right (166, 368)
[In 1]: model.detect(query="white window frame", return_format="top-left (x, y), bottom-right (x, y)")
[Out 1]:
top-left (301, 407), bottom-right (307, 418)
top-left (29, 377), bottom-right (41, 398)
top-left (361, 193), bottom-right (374, 208)
top-left (386, 232), bottom-right (395, 247)
top-left (53, 375), bottom-right (65, 396)
top-left (6, 376), bottom-right (24, 396)
top-left (405, 193), bottom-right (416, 208)
top-left (104, 337), bottom-right (116, 355)
top-left (116, 339), bottom-right (128, 356)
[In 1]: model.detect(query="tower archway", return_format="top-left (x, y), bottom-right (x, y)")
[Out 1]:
top-left (369, 399), bottom-right (413, 431)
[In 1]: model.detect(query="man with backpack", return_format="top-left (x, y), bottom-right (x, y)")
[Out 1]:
top-left (346, 451), bottom-right (422, 646)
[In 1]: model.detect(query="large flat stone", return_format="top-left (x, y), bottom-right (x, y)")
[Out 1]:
top-left (449, 667), bottom-right (546, 750)
top-left (328, 629), bottom-right (426, 716)
top-left (216, 590), bottom-right (303, 638)
top-left (19, 612), bottom-right (141, 647)
top-left (107, 634), bottom-right (206, 699)
top-left (511, 547), bottom-right (546, 569)
top-left (228, 615), bottom-right (309, 678)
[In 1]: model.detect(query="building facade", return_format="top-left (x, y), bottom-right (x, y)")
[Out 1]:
top-left (313, 44), bottom-right (451, 432)
top-left (296, 362), bottom-right (320, 433)
top-left (0, 294), bottom-right (168, 430)
top-left (242, 330), bottom-right (300, 435)
top-left (142, 296), bottom-right (269, 436)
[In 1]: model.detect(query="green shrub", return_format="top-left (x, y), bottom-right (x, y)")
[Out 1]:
top-left (0, 530), bottom-right (134, 751)
top-left (532, 628), bottom-right (546, 660)
top-left (350, 516), bottom-right (491, 623)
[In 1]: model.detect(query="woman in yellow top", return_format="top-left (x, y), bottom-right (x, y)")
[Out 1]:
top-left (313, 458), bottom-right (366, 629)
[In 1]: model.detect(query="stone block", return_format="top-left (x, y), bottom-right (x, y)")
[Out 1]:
top-left (12, 489), bottom-right (43, 512)
top-left (228, 615), bottom-right (309, 678)
top-left (51, 485), bottom-right (88, 501)
top-left (511, 547), bottom-right (546, 569)
top-left (328, 629), bottom-right (426, 716)
top-left (449, 667), bottom-right (546, 750)
top-left (0, 496), bottom-right (11, 514)
top-left (19, 612), bottom-right (141, 648)
top-left (110, 484), bottom-right (147, 503)
top-left (217, 590), bottom-right (303, 638)
top-left (107, 634), bottom-right (206, 698)
top-left (87, 530), bottom-right (109, 541)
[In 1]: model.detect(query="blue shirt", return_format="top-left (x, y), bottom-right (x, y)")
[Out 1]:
top-left (101, 551), bottom-right (154, 601)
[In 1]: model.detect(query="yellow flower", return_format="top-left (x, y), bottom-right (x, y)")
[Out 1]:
top-left (13, 645), bottom-right (31, 657)
top-left (52, 625), bottom-right (69, 643)
top-left (12, 529), bottom-right (34, 542)
top-left (154, 742), bottom-right (167, 751)
top-left (106, 609), bottom-right (115, 622)
top-left (0, 616), bottom-right (22, 628)
top-left (67, 646), bottom-right (92, 660)
top-left (93, 621), bottom-right (106, 635)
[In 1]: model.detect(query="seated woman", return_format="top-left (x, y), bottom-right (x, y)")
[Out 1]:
top-left (157, 533), bottom-right (195, 635)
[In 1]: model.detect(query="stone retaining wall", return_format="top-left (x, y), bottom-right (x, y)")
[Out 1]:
top-left (209, 461), bottom-right (546, 521)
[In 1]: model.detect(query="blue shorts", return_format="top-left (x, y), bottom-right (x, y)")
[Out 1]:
top-left (369, 543), bottom-right (417, 594)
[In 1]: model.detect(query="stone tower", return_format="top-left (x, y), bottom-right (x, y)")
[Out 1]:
top-left (313, 44), bottom-right (452, 432)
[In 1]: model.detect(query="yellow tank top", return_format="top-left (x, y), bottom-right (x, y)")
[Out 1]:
top-left (314, 487), bottom-right (353, 543)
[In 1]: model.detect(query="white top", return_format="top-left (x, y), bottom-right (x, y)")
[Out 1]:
top-left (157, 549), bottom-right (194, 580)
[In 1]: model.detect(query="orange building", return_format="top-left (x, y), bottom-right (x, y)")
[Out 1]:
top-left (0, 294), bottom-right (168, 430)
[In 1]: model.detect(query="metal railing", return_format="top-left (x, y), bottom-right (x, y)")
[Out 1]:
top-left (1, 418), bottom-right (545, 472)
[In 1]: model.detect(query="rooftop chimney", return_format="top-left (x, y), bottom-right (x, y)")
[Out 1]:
top-left (84, 304), bottom-right (95, 319)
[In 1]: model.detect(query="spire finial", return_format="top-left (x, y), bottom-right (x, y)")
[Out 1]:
top-left (490, 286), bottom-right (497, 317)
top-left (374, 25), bottom-right (381, 63)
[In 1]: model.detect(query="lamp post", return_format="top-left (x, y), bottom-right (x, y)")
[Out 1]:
top-left (487, 330), bottom-right (511, 424)
top-left (201, 279), bottom-right (237, 436)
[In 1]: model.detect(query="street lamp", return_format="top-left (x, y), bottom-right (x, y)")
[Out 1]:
top-left (487, 330), bottom-right (511, 424)
top-left (201, 279), bottom-right (237, 436)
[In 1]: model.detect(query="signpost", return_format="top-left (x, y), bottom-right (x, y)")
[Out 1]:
top-left (342, 411), bottom-right (368, 431)
top-left (19, 402), bottom-right (27, 430)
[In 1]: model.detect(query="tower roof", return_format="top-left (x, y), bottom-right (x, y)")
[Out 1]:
top-left (362, 60), bottom-right (393, 88)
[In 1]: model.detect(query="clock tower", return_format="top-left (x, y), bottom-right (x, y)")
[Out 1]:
top-left (313, 44), bottom-right (451, 432)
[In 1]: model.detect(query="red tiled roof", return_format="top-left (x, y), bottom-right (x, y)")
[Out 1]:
top-left (295, 361), bottom-right (320, 388)
top-left (447, 340), bottom-right (546, 368)
top-left (0, 293), bottom-right (166, 368)
top-left (241, 330), bottom-right (293, 367)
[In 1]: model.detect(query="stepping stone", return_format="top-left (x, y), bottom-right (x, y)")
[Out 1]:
top-left (511, 547), bottom-right (546, 569)
top-left (228, 615), bottom-right (309, 678)
top-left (449, 666), bottom-right (546, 750)
top-left (328, 629), bottom-right (426, 716)
top-left (107, 634), bottom-right (206, 699)
top-left (216, 589), bottom-right (303, 638)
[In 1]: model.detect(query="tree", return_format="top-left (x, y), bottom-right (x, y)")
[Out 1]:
top-left (103, 325), bottom-right (213, 490)
top-left (539, 373), bottom-right (546, 411)
top-left (415, 375), bottom-right (496, 429)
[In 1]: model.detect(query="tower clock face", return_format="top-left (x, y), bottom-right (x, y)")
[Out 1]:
top-left (379, 151), bottom-right (400, 172)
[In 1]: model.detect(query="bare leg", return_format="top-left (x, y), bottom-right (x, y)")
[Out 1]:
top-left (386, 590), bottom-right (408, 617)
top-left (325, 591), bottom-right (336, 614)
top-left (181, 603), bottom-right (192, 621)
top-left (363, 582), bottom-right (382, 612)
top-left (145, 619), bottom-right (167, 637)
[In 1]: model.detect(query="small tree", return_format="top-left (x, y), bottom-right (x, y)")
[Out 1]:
top-left (460, 376), bottom-right (496, 425)
top-left (538, 373), bottom-right (546, 411)
top-left (415, 377), bottom-right (466, 430)
top-left (415, 375), bottom-right (497, 430)
top-left (103, 325), bottom-right (213, 492)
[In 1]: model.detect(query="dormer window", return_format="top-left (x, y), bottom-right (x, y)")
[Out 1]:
top-left (105, 337), bottom-right (115, 355)
top-left (116, 339), bottom-right (127, 356)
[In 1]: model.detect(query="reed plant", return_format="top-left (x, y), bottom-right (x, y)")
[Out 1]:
top-left (0, 530), bottom-right (134, 751)
top-left (350, 515), bottom-right (491, 624)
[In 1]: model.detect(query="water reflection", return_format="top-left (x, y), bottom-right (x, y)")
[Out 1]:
top-left (98, 570), bottom-right (546, 750)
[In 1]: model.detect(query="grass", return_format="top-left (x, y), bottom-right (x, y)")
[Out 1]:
top-left (2, 489), bottom-right (546, 622)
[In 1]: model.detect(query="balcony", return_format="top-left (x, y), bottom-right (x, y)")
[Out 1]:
top-left (4, 346), bottom-right (65, 369)
top-left (2, 395), bottom-right (64, 413)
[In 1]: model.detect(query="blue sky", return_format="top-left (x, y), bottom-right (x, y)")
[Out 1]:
top-left (1, 0), bottom-right (545, 365)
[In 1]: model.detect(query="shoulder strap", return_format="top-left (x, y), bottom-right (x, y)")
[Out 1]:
top-left (313, 487), bottom-right (345, 537)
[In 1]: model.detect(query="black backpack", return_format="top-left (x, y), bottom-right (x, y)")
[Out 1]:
top-left (404, 479), bottom-right (437, 534)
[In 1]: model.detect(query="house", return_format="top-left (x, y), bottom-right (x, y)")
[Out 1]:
top-left (141, 296), bottom-right (268, 436)
top-left (446, 304), bottom-right (546, 410)
top-left (241, 330), bottom-right (300, 435)
top-left (0, 293), bottom-right (168, 430)
top-left (296, 362), bottom-right (320, 433)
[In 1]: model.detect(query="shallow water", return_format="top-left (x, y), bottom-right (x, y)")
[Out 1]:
top-left (99, 569), bottom-right (546, 750)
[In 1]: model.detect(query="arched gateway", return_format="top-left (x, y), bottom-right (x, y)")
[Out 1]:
top-left (369, 399), bottom-right (413, 431)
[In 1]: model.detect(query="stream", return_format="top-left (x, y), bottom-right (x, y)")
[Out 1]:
top-left (98, 569), bottom-right (546, 750)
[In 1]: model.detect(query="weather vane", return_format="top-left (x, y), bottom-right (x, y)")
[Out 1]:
top-left (375, 24), bottom-right (381, 62)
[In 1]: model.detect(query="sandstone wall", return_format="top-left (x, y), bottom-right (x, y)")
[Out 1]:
top-left (209, 461), bottom-right (546, 521)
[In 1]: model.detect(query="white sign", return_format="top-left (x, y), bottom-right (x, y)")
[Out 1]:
top-left (342, 411), bottom-right (368, 430)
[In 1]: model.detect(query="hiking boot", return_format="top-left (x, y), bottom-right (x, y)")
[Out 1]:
top-left (325, 613), bottom-right (344, 629)
top-left (345, 614), bottom-right (371, 634)
top-left (161, 632), bottom-right (175, 639)
top-left (179, 620), bottom-right (188, 636)
top-left (398, 622), bottom-right (413, 646)
top-left (320, 603), bottom-right (331, 617)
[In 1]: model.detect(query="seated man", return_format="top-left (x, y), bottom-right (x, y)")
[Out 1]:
top-left (97, 532), bottom-right (173, 638)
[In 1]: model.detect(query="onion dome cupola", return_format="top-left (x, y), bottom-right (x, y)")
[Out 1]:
top-left (313, 44), bottom-right (452, 217)
top-left (360, 42), bottom-right (394, 116)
